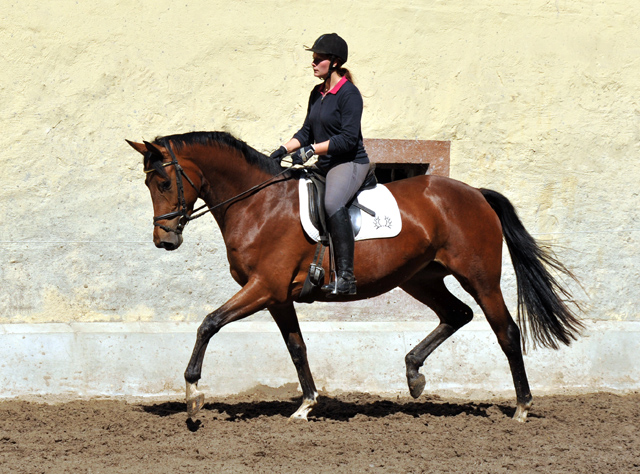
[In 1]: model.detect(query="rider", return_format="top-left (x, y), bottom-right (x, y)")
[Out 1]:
top-left (270, 33), bottom-right (370, 296)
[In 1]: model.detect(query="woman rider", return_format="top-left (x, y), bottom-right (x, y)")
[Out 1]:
top-left (270, 33), bottom-right (370, 296)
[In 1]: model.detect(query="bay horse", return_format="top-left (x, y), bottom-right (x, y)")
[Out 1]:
top-left (127, 131), bottom-right (582, 423)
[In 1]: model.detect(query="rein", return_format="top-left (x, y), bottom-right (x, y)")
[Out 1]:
top-left (148, 142), bottom-right (291, 235)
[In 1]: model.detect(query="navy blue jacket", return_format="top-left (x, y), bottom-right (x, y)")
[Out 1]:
top-left (293, 77), bottom-right (369, 173)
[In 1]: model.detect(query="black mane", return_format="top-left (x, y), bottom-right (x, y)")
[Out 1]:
top-left (152, 131), bottom-right (284, 176)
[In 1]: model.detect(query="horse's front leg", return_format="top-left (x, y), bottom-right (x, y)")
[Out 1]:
top-left (269, 303), bottom-right (318, 421)
top-left (185, 280), bottom-right (271, 418)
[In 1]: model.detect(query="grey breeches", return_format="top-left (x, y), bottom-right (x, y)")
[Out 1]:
top-left (324, 161), bottom-right (370, 217)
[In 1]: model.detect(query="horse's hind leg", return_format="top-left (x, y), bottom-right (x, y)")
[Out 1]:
top-left (472, 287), bottom-right (532, 422)
top-left (400, 271), bottom-right (474, 399)
top-left (269, 303), bottom-right (318, 420)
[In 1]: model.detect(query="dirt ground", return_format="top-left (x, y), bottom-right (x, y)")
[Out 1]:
top-left (0, 390), bottom-right (638, 474)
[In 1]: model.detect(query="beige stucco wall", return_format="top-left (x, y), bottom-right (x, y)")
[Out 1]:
top-left (2, 0), bottom-right (639, 327)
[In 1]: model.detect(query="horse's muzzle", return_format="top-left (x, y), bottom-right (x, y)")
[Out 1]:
top-left (156, 238), bottom-right (182, 250)
top-left (154, 227), bottom-right (183, 250)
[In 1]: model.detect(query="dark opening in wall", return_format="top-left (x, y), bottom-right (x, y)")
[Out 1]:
top-left (373, 163), bottom-right (430, 185)
top-left (363, 138), bottom-right (451, 183)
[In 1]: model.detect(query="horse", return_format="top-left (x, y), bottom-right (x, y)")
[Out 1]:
top-left (127, 131), bottom-right (582, 423)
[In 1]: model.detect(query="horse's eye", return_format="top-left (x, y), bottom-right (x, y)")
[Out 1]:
top-left (159, 180), bottom-right (171, 192)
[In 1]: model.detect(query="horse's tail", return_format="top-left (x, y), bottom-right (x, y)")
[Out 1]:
top-left (480, 188), bottom-right (584, 350)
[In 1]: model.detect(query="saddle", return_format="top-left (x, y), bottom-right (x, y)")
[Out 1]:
top-left (306, 164), bottom-right (379, 244)
top-left (299, 164), bottom-right (378, 302)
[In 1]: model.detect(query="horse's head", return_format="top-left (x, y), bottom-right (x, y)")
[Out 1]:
top-left (127, 139), bottom-right (201, 251)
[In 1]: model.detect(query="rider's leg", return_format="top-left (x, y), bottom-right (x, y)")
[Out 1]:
top-left (321, 161), bottom-right (369, 296)
top-left (322, 207), bottom-right (356, 295)
top-left (323, 162), bottom-right (370, 217)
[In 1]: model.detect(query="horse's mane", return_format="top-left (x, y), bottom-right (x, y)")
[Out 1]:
top-left (152, 131), bottom-right (284, 176)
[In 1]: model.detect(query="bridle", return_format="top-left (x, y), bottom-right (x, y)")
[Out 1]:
top-left (145, 141), bottom-right (291, 235)
top-left (145, 143), bottom-right (203, 235)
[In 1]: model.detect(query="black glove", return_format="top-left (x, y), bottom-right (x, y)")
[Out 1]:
top-left (269, 145), bottom-right (287, 161)
top-left (292, 145), bottom-right (315, 165)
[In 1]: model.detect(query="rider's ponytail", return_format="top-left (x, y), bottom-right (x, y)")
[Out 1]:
top-left (337, 67), bottom-right (354, 85)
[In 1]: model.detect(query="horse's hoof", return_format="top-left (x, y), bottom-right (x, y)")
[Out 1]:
top-left (187, 392), bottom-right (205, 418)
top-left (408, 374), bottom-right (426, 399)
top-left (512, 400), bottom-right (532, 423)
top-left (186, 382), bottom-right (205, 418)
top-left (287, 414), bottom-right (309, 423)
top-left (288, 397), bottom-right (317, 422)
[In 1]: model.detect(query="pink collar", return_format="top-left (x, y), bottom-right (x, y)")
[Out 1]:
top-left (320, 76), bottom-right (348, 96)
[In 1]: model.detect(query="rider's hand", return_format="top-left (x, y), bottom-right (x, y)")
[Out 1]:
top-left (292, 145), bottom-right (315, 165)
top-left (269, 145), bottom-right (287, 161)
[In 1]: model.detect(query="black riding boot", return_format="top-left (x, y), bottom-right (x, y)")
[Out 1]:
top-left (322, 207), bottom-right (357, 296)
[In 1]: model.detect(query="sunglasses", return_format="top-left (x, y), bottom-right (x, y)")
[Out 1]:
top-left (312, 55), bottom-right (330, 65)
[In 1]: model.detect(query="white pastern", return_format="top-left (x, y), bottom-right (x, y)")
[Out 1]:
top-left (512, 401), bottom-right (532, 423)
top-left (289, 392), bottom-right (319, 421)
top-left (186, 382), bottom-right (205, 418)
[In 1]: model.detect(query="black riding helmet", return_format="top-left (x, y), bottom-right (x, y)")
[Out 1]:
top-left (306, 33), bottom-right (348, 63)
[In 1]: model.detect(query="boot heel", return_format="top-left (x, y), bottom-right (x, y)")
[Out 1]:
top-left (325, 275), bottom-right (357, 296)
top-left (344, 280), bottom-right (357, 295)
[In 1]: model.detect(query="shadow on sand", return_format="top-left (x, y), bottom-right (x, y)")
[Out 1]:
top-left (141, 395), bottom-right (528, 423)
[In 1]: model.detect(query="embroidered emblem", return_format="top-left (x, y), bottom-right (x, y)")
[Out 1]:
top-left (373, 216), bottom-right (393, 230)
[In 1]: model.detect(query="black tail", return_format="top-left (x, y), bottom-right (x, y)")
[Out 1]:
top-left (480, 188), bottom-right (584, 350)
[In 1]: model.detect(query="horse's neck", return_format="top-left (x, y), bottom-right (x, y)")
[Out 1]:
top-left (194, 146), bottom-right (276, 220)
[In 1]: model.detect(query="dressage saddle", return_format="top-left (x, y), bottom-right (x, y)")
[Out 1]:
top-left (298, 164), bottom-right (378, 302)
top-left (305, 164), bottom-right (378, 243)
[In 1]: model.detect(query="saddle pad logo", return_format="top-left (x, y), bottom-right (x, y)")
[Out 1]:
top-left (373, 215), bottom-right (394, 230)
top-left (299, 179), bottom-right (402, 242)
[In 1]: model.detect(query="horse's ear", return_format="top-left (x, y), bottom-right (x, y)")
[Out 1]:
top-left (143, 141), bottom-right (166, 156)
top-left (126, 140), bottom-right (147, 155)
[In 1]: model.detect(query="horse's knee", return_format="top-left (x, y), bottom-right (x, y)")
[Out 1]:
top-left (197, 317), bottom-right (221, 342)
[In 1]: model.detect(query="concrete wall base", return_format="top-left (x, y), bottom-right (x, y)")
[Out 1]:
top-left (1, 320), bottom-right (637, 400)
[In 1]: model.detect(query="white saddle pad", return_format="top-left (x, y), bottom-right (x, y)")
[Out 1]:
top-left (299, 178), bottom-right (402, 242)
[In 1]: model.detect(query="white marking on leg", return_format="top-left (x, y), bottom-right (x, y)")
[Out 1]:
top-left (512, 400), bottom-right (532, 423)
top-left (289, 392), bottom-right (318, 421)
top-left (186, 382), bottom-right (205, 418)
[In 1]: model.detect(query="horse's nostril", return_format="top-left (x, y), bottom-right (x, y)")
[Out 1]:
top-left (160, 241), bottom-right (176, 251)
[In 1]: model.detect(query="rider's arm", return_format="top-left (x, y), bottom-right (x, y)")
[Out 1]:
top-left (310, 140), bottom-right (329, 155)
top-left (326, 88), bottom-right (362, 155)
top-left (282, 138), bottom-right (302, 153)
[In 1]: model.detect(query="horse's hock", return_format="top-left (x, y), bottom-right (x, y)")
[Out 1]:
top-left (363, 139), bottom-right (451, 182)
